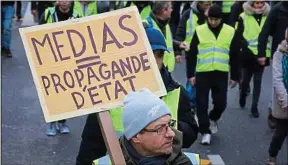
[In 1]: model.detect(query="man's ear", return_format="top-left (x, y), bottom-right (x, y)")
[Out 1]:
top-left (131, 134), bottom-right (141, 144)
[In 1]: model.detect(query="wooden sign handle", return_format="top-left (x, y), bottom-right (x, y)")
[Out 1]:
top-left (97, 111), bottom-right (126, 165)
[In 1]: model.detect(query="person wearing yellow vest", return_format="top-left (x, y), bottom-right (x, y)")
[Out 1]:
top-left (187, 4), bottom-right (240, 145)
top-left (76, 26), bottom-right (198, 165)
top-left (237, 1), bottom-right (271, 118)
top-left (94, 89), bottom-right (193, 165)
top-left (175, 1), bottom-right (212, 108)
top-left (73, 1), bottom-right (97, 17)
top-left (39, 1), bottom-right (81, 136)
top-left (144, 1), bottom-right (181, 72)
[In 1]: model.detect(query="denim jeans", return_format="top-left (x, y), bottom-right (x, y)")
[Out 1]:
top-left (1, 5), bottom-right (14, 49)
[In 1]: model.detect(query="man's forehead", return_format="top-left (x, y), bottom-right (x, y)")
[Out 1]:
top-left (146, 115), bottom-right (171, 128)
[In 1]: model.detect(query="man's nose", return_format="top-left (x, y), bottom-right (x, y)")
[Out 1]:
top-left (166, 127), bottom-right (175, 138)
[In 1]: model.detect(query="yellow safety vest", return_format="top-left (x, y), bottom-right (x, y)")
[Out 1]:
top-left (93, 152), bottom-right (200, 165)
top-left (240, 13), bottom-right (271, 57)
top-left (144, 17), bottom-right (175, 72)
top-left (184, 9), bottom-right (199, 46)
top-left (73, 1), bottom-right (97, 16)
top-left (110, 88), bottom-right (181, 136)
top-left (196, 23), bottom-right (235, 73)
top-left (222, 1), bottom-right (235, 13)
top-left (44, 7), bottom-right (81, 23)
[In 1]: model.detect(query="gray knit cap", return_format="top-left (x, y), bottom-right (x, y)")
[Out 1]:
top-left (122, 88), bottom-right (171, 140)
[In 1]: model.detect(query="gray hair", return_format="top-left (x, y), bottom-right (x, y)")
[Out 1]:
top-left (152, 1), bottom-right (171, 15)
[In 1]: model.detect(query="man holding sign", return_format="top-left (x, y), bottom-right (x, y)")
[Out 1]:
top-left (94, 89), bottom-right (193, 165)
top-left (76, 27), bottom-right (198, 165)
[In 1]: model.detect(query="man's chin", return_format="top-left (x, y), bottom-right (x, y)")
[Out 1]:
top-left (163, 146), bottom-right (173, 155)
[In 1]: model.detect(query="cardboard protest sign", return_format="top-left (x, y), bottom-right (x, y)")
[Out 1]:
top-left (19, 6), bottom-right (166, 122)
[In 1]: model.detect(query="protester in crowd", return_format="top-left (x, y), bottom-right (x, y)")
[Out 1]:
top-left (15, 1), bottom-right (22, 21)
top-left (1, 1), bottom-right (15, 58)
top-left (31, 1), bottom-right (55, 22)
top-left (76, 26), bottom-right (198, 165)
top-left (94, 89), bottom-right (193, 165)
top-left (228, 1), bottom-right (245, 27)
top-left (257, 1), bottom-right (288, 129)
top-left (144, 1), bottom-right (184, 72)
top-left (175, 0), bottom-right (212, 108)
top-left (267, 27), bottom-right (288, 165)
top-left (39, 1), bottom-right (82, 136)
top-left (187, 4), bottom-right (240, 145)
top-left (237, 0), bottom-right (271, 118)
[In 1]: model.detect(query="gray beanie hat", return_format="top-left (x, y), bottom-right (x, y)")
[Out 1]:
top-left (122, 88), bottom-right (171, 140)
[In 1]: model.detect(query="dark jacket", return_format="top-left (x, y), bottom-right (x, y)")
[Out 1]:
top-left (236, 2), bottom-right (270, 68)
top-left (186, 23), bottom-right (241, 81)
top-left (174, 1), bottom-right (207, 55)
top-left (76, 67), bottom-right (199, 165)
top-left (258, 2), bottom-right (288, 59)
top-left (119, 128), bottom-right (193, 165)
top-left (228, 1), bottom-right (245, 27)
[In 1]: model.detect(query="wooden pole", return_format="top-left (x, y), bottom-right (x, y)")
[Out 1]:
top-left (97, 111), bottom-right (126, 165)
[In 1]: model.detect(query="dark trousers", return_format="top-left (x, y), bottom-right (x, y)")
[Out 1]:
top-left (196, 71), bottom-right (228, 134)
top-left (240, 66), bottom-right (264, 107)
top-left (269, 119), bottom-right (288, 157)
top-left (16, 1), bottom-right (22, 18)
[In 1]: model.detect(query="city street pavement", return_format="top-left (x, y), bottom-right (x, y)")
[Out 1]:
top-left (2, 2), bottom-right (287, 165)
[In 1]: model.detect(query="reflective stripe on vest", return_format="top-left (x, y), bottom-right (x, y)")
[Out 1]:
top-left (74, 1), bottom-right (97, 16)
top-left (145, 17), bottom-right (175, 72)
top-left (196, 23), bottom-right (234, 72)
top-left (93, 152), bottom-right (200, 165)
top-left (44, 7), bottom-right (80, 23)
top-left (222, 1), bottom-right (235, 13)
top-left (110, 88), bottom-right (181, 135)
top-left (184, 9), bottom-right (199, 46)
top-left (240, 13), bottom-right (271, 57)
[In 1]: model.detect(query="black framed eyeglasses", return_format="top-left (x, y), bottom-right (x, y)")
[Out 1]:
top-left (142, 119), bottom-right (176, 135)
